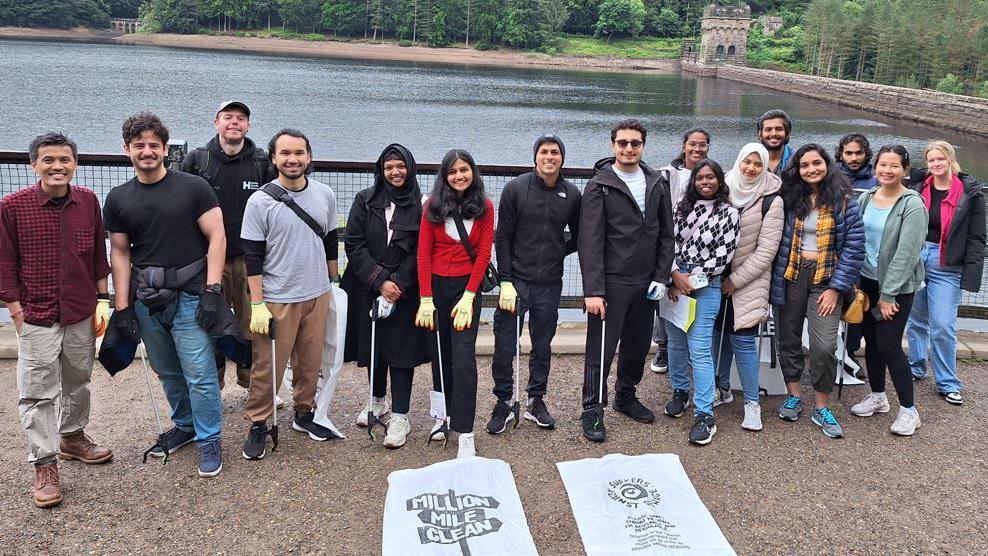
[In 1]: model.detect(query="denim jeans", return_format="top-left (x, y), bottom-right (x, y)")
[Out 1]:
top-left (665, 276), bottom-right (721, 417)
top-left (136, 292), bottom-right (222, 444)
top-left (713, 332), bottom-right (761, 403)
top-left (906, 242), bottom-right (963, 393)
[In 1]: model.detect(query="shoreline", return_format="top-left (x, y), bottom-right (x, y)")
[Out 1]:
top-left (0, 26), bottom-right (680, 74)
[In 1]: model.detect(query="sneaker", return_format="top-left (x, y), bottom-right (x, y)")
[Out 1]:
top-left (581, 406), bottom-right (606, 443)
top-left (485, 400), bottom-right (515, 434)
top-left (292, 410), bottom-right (333, 441)
top-left (664, 389), bottom-right (691, 418)
top-left (242, 422), bottom-right (269, 460)
top-left (851, 392), bottom-right (891, 417)
top-left (383, 414), bottom-right (410, 449)
top-left (524, 397), bottom-right (556, 429)
top-left (811, 407), bottom-right (844, 438)
top-left (713, 387), bottom-right (734, 407)
top-left (778, 396), bottom-right (803, 421)
top-left (430, 419), bottom-right (447, 442)
top-left (741, 400), bottom-right (763, 431)
top-left (943, 392), bottom-right (963, 405)
top-left (890, 407), bottom-right (922, 436)
top-left (650, 350), bottom-right (668, 373)
top-left (148, 427), bottom-right (196, 458)
top-left (456, 432), bottom-right (476, 458)
top-left (275, 395), bottom-right (285, 409)
top-left (689, 413), bottom-right (717, 445)
top-left (613, 396), bottom-right (655, 423)
top-left (356, 397), bottom-right (390, 427)
top-left (198, 441), bottom-right (222, 478)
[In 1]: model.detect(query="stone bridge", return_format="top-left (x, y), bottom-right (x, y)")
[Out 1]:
top-left (110, 18), bottom-right (138, 34)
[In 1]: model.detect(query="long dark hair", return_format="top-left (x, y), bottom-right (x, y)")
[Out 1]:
top-left (781, 143), bottom-right (852, 219)
top-left (676, 159), bottom-right (729, 217)
top-left (671, 126), bottom-right (711, 169)
top-left (426, 149), bottom-right (487, 224)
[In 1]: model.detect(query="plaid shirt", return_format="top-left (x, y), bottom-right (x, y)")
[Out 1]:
top-left (0, 182), bottom-right (111, 327)
top-left (784, 205), bottom-right (837, 284)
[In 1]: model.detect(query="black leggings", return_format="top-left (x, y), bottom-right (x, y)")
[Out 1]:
top-left (366, 366), bottom-right (414, 414)
top-left (860, 276), bottom-right (914, 407)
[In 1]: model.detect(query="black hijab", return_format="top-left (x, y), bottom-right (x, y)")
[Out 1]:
top-left (374, 143), bottom-right (420, 207)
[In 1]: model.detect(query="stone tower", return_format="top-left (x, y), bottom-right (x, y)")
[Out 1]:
top-left (700, 4), bottom-right (752, 64)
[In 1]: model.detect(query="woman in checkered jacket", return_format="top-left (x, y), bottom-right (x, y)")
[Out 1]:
top-left (663, 159), bottom-right (740, 446)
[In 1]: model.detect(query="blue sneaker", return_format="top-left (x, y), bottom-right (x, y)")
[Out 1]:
top-left (148, 427), bottom-right (196, 457)
top-left (811, 407), bottom-right (844, 438)
top-left (778, 396), bottom-right (803, 421)
top-left (198, 441), bottom-right (223, 478)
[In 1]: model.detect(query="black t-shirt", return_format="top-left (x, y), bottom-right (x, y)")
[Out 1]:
top-left (926, 186), bottom-right (947, 243)
top-left (103, 170), bottom-right (219, 269)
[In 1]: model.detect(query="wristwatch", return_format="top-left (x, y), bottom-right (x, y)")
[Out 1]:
top-left (205, 283), bottom-right (223, 294)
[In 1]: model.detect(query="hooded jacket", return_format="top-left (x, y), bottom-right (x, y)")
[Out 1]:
top-left (857, 187), bottom-right (927, 302)
top-left (837, 161), bottom-right (878, 190)
top-left (578, 158), bottom-right (675, 296)
top-left (180, 136), bottom-right (276, 259)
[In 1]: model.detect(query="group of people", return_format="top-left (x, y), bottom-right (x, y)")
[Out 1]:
top-left (1, 102), bottom-right (983, 509)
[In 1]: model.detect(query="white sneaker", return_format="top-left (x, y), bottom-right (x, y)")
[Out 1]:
top-left (383, 414), bottom-right (410, 449)
top-left (741, 400), bottom-right (763, 431)
top-left (890, 407), bottom-right (921, 436)
top-left (851, 392), bottom-right (891, 417)
top-left (429, 419), bottom-right (447, 442)
top-left (457, 432), bottom-right (476, 458)
top-left (275, 396), bottom-right (285, 409)
top-left (356, 398), bottom-right (391, 427)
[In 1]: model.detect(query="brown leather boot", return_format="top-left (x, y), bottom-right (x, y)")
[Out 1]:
top-left (34, 462), bottom-right (62, 508)
top-left (59, 431), bottom-right (113, 464)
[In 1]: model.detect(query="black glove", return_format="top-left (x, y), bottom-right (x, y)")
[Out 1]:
top-left (197, 290), bottom-right (226, 331)
top-left (114, 305), bottom-right (141, 344)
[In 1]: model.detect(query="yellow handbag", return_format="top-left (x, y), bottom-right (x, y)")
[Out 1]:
top-left (842, 286), bottom-right (869, 324)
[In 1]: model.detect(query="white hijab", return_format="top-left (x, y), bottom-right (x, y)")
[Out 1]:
top-left (726, 142), bottom-right (770, 209)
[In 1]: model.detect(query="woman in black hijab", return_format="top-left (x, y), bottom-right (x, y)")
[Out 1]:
top-left (341, 144), bottom-right (429, 449)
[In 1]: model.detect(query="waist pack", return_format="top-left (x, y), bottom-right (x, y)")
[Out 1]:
top-left (133, 258), bottom-right (206, 311)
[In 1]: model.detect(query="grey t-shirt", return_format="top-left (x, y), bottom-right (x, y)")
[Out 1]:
top-left (241, 178), bottom-right (338, 303)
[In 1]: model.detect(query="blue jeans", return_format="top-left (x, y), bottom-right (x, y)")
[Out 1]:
top-left (714, 332), bottom-right (761, 403)
top-left (906, 242), bottom-right (963, 393)
top-left (666, 277), bottom-right (721, 417)
top-left (136, 292), bottom-right (222, 444)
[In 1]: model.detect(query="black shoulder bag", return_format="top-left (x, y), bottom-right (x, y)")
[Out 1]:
top-left (261, 182), bottom-right (326, 239)
top-left (451, 211), bottom-right (499, 293)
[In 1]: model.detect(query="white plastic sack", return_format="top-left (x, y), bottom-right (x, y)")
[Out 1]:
top-left (557, 453), bottom-right (735, 556)
top-left (383, 457), bottom-right (539, 556)
top-left (721, 318), bottom-right (788, 396)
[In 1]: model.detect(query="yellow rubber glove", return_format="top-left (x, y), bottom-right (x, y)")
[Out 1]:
top-left (249, 301), bottom-right (272, 335)
top-left (451, 291), bottom-right (476, 331)
top-left (415, 297), bottom-right (436, 330)
top-left (498, 281), bottom-right (517, 314)
top-left (92, 299), bottom-right (110, 337)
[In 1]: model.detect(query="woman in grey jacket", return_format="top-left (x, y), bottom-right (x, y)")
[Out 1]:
top-left (850, 145), bottom-right (927, 436)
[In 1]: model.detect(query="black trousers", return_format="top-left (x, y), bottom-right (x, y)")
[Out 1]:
top-left (430, 275), bottom-right (482, 433)
top-left (581, 283), bottom-right (652, 410)
top-left (491, 279), bottom-right (562, 403)
top-left (860, 276), bottom-right (915, 407)
top-left (367, 365), bottom-right (414, 414)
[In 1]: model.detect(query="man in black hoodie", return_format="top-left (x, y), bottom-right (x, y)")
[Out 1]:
top-left (181, 101), bottom-right (276, 389)
top-left (486, 135), bottom-right (581, 435)
top-left (578, 119), bottom-right (675, 442)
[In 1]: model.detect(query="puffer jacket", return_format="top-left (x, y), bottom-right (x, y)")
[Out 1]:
top-left (728, 174), bottom-right (784, 330)
top-left (770, 197), bottom-right (865, 306)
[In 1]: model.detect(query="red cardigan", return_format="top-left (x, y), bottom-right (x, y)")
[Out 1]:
top-left (417, 199), bottom-right (495, 296)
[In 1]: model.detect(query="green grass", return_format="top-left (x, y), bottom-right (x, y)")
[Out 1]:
top-left (555, 35), bottom-right (681, 59)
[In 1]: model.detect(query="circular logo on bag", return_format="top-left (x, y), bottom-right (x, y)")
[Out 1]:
top-left (607, 478), bottom-right (662, 508)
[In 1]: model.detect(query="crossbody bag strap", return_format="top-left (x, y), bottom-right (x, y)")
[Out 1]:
top-left (452, 211), bottom-right (478, 263)
top-left (261, 182), bottom-right (325, 240)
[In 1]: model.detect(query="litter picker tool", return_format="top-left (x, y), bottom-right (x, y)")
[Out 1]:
top-left (714, 304), bottom-right (729, 388)
top-left (837, 321), bottom-right (849, 399)
top-left (511, 311), bottom-right (522, 429)
top-left (268, 319), bottom-right (280, 451)
top-left (139, 342), bottom-right (169, 464)
top-left (366, 300), bottom-right (386, 441)
top-left (429, 330), bottom-right (451, 448)
top-left (593, 317), bottom-right (606, 431)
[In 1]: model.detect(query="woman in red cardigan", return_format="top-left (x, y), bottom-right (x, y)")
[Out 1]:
top-left (416, 149), bottom-right (494, 459)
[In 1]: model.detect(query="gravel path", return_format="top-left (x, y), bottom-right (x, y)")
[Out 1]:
top-left (1, 356), bottom-right (985, 554)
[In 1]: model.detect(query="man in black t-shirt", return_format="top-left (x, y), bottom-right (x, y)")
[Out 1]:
top-left (103, 111), bottom-right (228, 478)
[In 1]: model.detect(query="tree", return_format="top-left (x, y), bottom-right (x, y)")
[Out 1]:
top-left (322, 0), bottom-right (363, 35)
top-left (647, 7), bottom-right (681, 38)
top-left (936, 73), bottom-right (964, 95)
top-left (471, 0), bottom-right (503, 45)
top-left (539, 0), bottom-right (567, 35)
top-left (140, 0), bottom-right (201, 33)
top-left (594, 0), bottom-right (645, 40)
top-left (277, 0), bottom-right (321, 32)
top-left (502, 0), bottom-right (541, 48)
top-left (563, 0), bottom-right (597, 34)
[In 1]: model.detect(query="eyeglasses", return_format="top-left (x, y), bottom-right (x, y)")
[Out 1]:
top-left (615, 139), bottom-right (644, 149)
top-left (685, 142), bottom-right (709, 149)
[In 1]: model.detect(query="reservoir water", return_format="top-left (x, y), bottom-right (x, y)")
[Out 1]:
top-left (1, 39), bottom-right (987, 178)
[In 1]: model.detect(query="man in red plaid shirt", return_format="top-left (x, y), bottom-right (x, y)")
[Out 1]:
top-left (0, 133), bottom-right (114, 508)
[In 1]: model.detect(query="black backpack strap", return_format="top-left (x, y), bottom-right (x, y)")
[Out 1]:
top-left (761, 192), bottom-right (779, 218)
top-left (261, 182), bottom-right (325, 240)
top-left (252, 148), bottom-right (271, 184)
top-left (452, 211), bottom-right (478, 263)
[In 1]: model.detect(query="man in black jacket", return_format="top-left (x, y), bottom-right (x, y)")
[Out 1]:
top-left (486, 135), bottom-right (581, 435)
top-left (578, 119), bottom-right (675, 442)
top-left (181, 101), bottom-right (276, 389)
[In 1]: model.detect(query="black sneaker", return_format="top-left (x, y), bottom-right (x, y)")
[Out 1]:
top-left (581, 407), bottom-right (606, 443)
top-left (524, 397), bottom-right (556, 429)
top-left (291, 410), bottom-right (333, 441)
top-left (485, 400), bottom-right (515, 434)
top-left (242, 422), bottom-right (269, 460)
top-left (650, 350), bottom-right (668, 373)
top-left (689, 413), bottom-right (717, 445)
top-left (148, 427), bottom-right (196, 458)
top-left (664, 389), bottom-right (691, 418)
top-left (613, 396), bottom-right (655, 423)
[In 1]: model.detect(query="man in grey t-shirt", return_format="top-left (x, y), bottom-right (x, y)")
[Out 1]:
top-left (240, 129), bottom-right (339, 459)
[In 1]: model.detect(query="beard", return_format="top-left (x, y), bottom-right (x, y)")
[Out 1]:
top-left (761, 135), bottom-right (789, 152)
